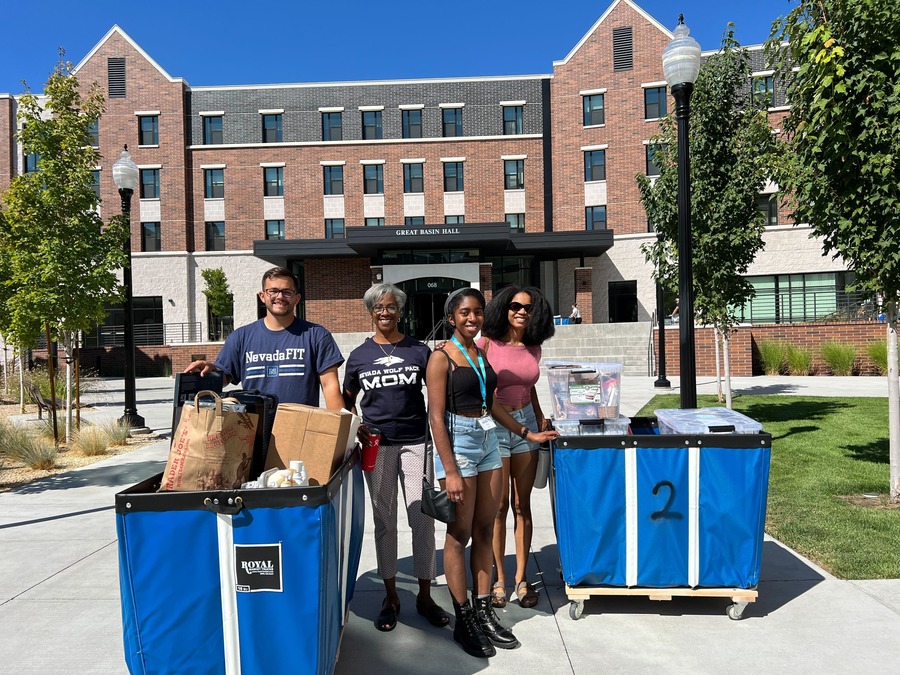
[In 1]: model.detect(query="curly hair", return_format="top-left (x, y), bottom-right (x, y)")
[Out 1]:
top-left (482, 285), bottom-right (555, 346)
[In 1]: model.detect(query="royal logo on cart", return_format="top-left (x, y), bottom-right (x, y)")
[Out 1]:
top-left (234, 543), bottom-right (283, 593)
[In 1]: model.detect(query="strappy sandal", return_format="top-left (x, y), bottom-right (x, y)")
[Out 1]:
top-left (491, 580), bottom-right (508, 608)
top-left (515, 580), bottom-right (539, 609)
top-left (375, 597), bottom-right (400, 632)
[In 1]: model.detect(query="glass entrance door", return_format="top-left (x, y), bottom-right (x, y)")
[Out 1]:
top-left (397, 277), bottom-right (469, 340)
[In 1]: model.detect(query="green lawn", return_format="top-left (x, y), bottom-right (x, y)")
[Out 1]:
top-left (638, 395), bottom-right (900, 579)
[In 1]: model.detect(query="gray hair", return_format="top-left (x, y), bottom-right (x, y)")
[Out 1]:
top-left (363, 283), bottom-right (407, 312)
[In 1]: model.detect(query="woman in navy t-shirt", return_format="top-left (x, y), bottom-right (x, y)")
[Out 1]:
top-left (343, 283), bottom-right (450, 633)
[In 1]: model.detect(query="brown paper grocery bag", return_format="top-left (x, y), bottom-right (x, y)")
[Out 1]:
top-left (160, 390), bottom-right (259, 491)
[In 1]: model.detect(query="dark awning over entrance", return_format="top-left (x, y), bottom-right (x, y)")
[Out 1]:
top-left (254, 222), bottom-right (614, 262)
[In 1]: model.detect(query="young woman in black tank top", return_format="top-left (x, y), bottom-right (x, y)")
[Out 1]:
top-left (426, 288), bottom-right (557, 658)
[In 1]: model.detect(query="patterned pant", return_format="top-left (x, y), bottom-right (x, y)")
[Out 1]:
top-left (364, 441), bottom-right (437, 580)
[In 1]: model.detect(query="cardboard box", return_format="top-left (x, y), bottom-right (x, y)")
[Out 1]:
top-left (265, 404), bottom-right (357, 486)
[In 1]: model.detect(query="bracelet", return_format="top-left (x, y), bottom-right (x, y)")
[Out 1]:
top-left (519, 427), bottom-right (529, 440)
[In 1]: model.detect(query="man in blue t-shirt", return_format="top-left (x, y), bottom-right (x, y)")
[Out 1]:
top-left (183, 267), bottom-right (344, 409)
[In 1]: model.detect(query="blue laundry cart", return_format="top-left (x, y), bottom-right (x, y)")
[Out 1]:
top-left (551, 422), bottom-right (771, 621)
top-left (115, 451), bottom-right (365, 674)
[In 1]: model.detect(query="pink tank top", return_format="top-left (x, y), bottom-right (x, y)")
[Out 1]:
top-left (477, 337), bottom-right (542, 408)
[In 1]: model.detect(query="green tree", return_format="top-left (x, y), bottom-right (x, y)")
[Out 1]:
top-left (201, 267), bottom-right (234, 341)
top-left (637, 27), bottom-right (777, 406)
top-left (767, 0), bottom-right (900, 500)
top-left (0, 56), bottom-right (129, 439)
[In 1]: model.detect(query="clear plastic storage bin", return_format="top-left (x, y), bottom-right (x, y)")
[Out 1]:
top-left (546, 362), bottom-right (623, 420)
top-left (654, 407), bottom-right (762, 435)
top-left (553, 416), bottom-right (631, 436)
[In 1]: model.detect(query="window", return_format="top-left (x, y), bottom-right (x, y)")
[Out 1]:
top-left (362, 111), bottom-right (383, 140)
top-left (752, 76), bottom-right (775, 109)
top-left (322, 112), bottom-right (342, 141)
top-left (504, 159), bottom-right (524, 190)
top-left (263, 167), bottom-right (284, 197)
top-left (203, 116), bottom-right (223, 144)
top-left (140, 169), bottom-right (160, 199)
top-left (325, 218), bottom-right (345, 238)
top-left (262, 114), bottom-right (282, 143)
top-left (141, 222), bottom-right (161, 251)
top-left (265, 219), bottom-right (285, 240)
top-left (402, 109), bottom-right (422, 138)
top-left (91, 170), bottom-right (101, 199)
top-left (506, 213), bottom-right (525, 232)
top-left (107, 57), bottom-right (126, 98)
top-left (612, 26), bottom-right (634, 71)
top-left (139, 115), bottom-right (158, 145)
top-left (585, 206), bottom-right (607, 230)
top-left (404, 216), bottom-right (425, 225)
top-left (204, 169), bottom-right (224, 198)
top-left (205, 221), bottom-right (225, 250)
top-left (445, 215), bottom-right (465, 224)
top-left (87, 119), bottom-right (99, 147)
top-left (644, 87), bottom-right (667, 119)
top-left (442, 108), bottom-right (462, 137)
top-left (443, 162), bottom-right (464, 192)
top-left (323, 165), bottom-right (343, 195)
top-left (365, 217), bottom-right (385, 227)
top-left (364, 164), bottom-right (383, 194)
top-left (503, 106), bottom-right (523, 135)
top-left (757, 194), bottom-right (778, 226)
top-left (645, 145), bottom-right (662, 177)
top-left (583, 94), bottom-right (605, 126)
top-left (24, 151), bottom-right (40, 173)
top-left (403, 163), bottom-right (424, 193)
top-left (584, 150), bottom-right (606, 181)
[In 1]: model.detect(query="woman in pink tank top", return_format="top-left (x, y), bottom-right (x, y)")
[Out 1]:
top-left (477, 285), bottom-right (555, 609)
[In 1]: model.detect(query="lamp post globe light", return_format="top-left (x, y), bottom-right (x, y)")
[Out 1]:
top-left (662, 15), bottom-right (701, 409)
top-left (111, 146), bottom-right (147, 431)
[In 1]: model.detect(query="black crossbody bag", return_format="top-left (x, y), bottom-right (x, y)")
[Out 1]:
top-left (421, 349), bottom-right (457, 524)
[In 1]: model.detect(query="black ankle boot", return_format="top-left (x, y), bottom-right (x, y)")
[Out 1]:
top-left (474, 595), bottom-right (520, 649)
top-left (452, 598), bottom-right (496, 658)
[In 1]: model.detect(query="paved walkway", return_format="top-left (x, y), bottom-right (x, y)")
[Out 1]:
top-left (1, 375), bottom-right (898, 673)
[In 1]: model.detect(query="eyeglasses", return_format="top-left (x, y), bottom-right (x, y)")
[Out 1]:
top-left (372, 304), bottom-right (400, 314)
top-left (508, 302), bottom-right (533, 313)
top-left (263, 288), bottom-right (296, 299)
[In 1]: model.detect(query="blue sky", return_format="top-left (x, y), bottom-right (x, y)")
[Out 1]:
top-left (2, 0), bottom-right (794, 94)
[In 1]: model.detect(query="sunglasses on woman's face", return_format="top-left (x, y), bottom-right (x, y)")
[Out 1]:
top-left (508, 302), bottom-right (533, 313)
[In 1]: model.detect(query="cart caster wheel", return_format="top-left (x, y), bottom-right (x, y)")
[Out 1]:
top-left (569, 601), bottom-right (584, 620)
top-left (726, 602), bottom-right (747, 621)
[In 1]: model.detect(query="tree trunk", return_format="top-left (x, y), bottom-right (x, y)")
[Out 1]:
top-left (714, 328), bottom-right (723, 403)
top-left (723, 330), bottom-right (733, 410)
top-left (63, 334), bottom-right (74, 444)
top-left (18, 349), bottom-right (25, 414)
top-left (887, 300), bottom-right (900, 502)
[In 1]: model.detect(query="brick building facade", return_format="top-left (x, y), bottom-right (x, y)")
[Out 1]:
top-left (0, 0), bottom-right (851, 373)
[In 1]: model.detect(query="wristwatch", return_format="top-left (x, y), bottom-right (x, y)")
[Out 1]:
top-left (519, 427), bottom-right (529, 440)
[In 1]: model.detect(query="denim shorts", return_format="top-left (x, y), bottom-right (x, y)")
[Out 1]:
top-left (434, 413), bottom-right (502, 479)
top-left (495, 403), bottom-right (540, 458)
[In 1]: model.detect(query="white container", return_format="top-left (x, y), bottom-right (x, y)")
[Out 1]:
top-left (545, 362), bottom-right (623, 420)
top-left (654, 407), bottom-right (762, 435)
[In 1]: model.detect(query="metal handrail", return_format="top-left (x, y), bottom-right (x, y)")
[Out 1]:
top-left (423, 319), bottom-right (449, 348)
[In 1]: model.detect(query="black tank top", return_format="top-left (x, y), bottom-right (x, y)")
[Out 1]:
top-left (439, 349), bottom-right (497, 413)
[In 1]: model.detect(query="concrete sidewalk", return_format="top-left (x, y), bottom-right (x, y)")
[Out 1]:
top-left (1, 375), bottom-right (898, 673)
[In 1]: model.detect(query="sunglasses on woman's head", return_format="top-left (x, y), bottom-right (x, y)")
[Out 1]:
top-left (509, 302), bottom-right (533, 313)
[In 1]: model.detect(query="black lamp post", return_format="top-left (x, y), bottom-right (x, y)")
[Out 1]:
top-left (112, 146), bottom-right (147, 430)
top-left (663, 15), bottom-right (701, 409)
top-left (654, 245), bottom-right (670, 388)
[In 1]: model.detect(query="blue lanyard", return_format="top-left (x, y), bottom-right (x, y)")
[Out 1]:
top-left (451, 336), bottom-right (488, 412)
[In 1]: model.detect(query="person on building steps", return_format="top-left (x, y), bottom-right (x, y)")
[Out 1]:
top-left (183, 266), bottom-right (344, 409)
top-left (426, 288), bottom-right (558, 658)
top-left (342, 283), bottom-right (450, 633)
top-left (568, 303), bottom-right (582, 324)
top-left (478, 285), bottom-right (555, 610)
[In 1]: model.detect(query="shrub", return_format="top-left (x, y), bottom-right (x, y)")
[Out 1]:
top-left (71, 425), bottom-right (109, 457)
top-left (758, 340), bottom-right (786, 375)
top-left (97, 418), bottom-right (131, 447)
top-left (27, 365), bottom-right (98, 405)
top-left (34, 416), bottom-right (61, 441)
top-left (4, 426), bottom-right (57, 470)
top-left (785, 344), bottom-right (813, 376)
top-left (867, 341), bottom-right (888, 375)
top-left (821, 341), bottom-right (857, 376)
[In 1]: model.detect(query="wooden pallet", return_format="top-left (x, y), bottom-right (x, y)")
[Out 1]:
top-left (564, 583), bottom-right (757, 620)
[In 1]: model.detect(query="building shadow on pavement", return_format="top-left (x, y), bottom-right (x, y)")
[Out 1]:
top-left (9, 459), bottom-right (166, 494)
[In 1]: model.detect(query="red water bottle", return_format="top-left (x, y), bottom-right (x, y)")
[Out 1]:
top-left (359, 424), bottom-right (382, 472)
